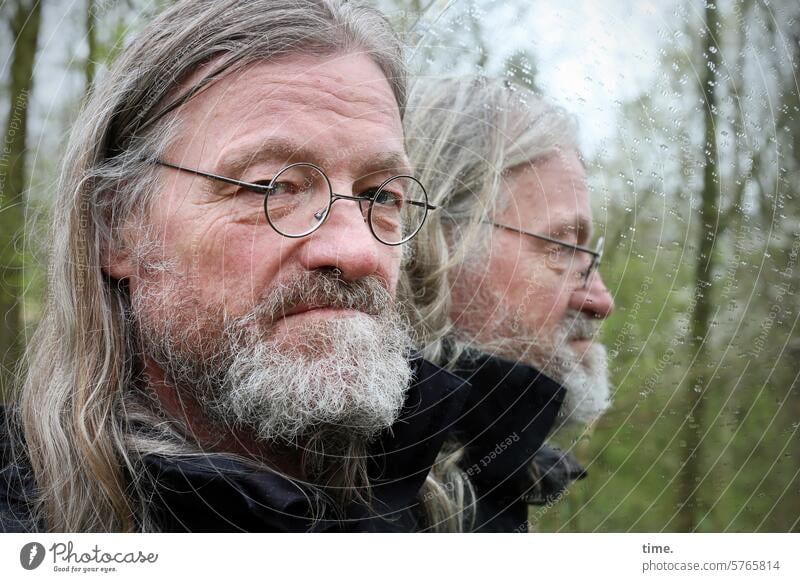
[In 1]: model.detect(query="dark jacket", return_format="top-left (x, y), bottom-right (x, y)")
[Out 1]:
top-left (451, 352), bottom-right (586, 532)
top-left (0, 356), bottom-right (583, 532)
top-left (0, 358), bottom-right (470, 532)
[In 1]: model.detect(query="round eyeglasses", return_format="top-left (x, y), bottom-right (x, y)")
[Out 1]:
top-left (155, 160), bottom-right (436, 245)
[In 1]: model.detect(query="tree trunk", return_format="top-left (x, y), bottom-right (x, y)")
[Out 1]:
top-left (676, 1), bottom-right (721, 532)
top-left (0, 0), bottom-right (42, 399)
top-left (86, 0), bottom-right (97, 86)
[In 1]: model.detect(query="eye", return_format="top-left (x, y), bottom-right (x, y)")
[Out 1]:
top-left (547, 244), bottom-right (566, 260)
top-left (239, 179), bottom-right (274, 196)
top-left (240, 179), bottom-right (301, 197)
top-left (360, 186), bottom-right (403, 207)
top-left (545, 244), bottom-right (576, 269)
top-left (268, 180), bottom-right (301, 197)
top-left (378, 188), bottom-right (404, 207)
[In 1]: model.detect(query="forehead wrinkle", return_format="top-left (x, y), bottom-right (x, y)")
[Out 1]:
top-left (175, 61), bottom-right (400, 143)
top-left (218, 65), bottom-right (399, 126)
top-left (274, 63), bottom-right (398, 119)
top-left (213, 109), bottom-right (405, 179)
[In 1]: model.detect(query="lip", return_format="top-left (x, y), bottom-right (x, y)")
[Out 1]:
top-left (277, 305), bottom-right (363, 320)
top-left (569, 337), bottom-right (595, 346)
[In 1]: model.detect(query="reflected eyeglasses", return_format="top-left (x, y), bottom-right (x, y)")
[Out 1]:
top-left (487, 221), bottom-right (604, 289)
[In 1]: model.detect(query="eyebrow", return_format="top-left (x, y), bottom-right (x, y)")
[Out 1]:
top-left (215, 137), bottom-right (412, 179)
top-left (355, 150), bottom-right (413, 179)
top-left (214, 137), bottom-right (316, 176)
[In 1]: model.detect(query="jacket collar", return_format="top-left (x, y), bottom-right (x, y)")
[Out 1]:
top-left (449, 350), bottom-right (568, 490)
top-left (452, 350), bottom-right (567, 449)
top-left (139, 356), bottom-right (471, 532)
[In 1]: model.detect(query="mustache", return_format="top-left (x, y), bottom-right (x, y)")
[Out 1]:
top-left (561, 310), bottom-right (602, 340)
top-left (241, 270), bottom-right (393, 327)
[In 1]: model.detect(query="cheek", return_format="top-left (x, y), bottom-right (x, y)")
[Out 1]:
top-left (514, 267), bottom-right (572, 332)
top-left (385, 251), bottom-right (403, 295)
top-left (447, 256), bottom-right (514, 334)
top-left (482, 251), bottom-right (527, 304)
top-left (478, 249), bottom-right (554, 330)
top-left (166, 216), bottom-right (295, 314)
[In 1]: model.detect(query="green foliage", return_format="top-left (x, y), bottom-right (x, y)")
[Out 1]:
top-left (2, 0), bottom-right (797, 531)
top-left (536, 0), bottom-right (799, 531)
top-left (1, 0), bottom-right (41, 400)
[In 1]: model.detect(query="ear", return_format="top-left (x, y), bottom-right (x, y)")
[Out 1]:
top-left (101, 238), bottom-right (137, 281)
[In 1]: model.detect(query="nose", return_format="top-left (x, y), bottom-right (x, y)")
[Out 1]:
top-left (297, 191), bottom-right (382, 281)
top-left (568, 271), bottom-right (615, 319)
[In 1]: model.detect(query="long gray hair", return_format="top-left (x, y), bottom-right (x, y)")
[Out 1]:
top-left (398, 78), bottom-right (578, 530)
top-left (15, 0), bottom-right (464, 532)
top-left (402, 76), bottom-right (578, 364)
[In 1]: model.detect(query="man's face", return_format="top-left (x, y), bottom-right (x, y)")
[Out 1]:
top-left (117, 53), bottom-right (414, 444)
top-left (450, 149), bottom-right (615, 425)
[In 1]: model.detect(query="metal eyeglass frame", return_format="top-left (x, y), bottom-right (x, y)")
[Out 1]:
top-left (487, 221), bottom-right (604, 289)
top-left (154, 160), bottom-right (437, 246)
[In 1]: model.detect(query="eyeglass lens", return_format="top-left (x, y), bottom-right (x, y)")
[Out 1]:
top-left (265, 164), bottom-right (331, 237)
top-left (368, 176), bottom-right (428, 245)
top-left (264, 163), bottom-right (428, 245)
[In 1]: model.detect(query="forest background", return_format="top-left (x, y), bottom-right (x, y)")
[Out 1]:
top-left (1, 0), bottom-right (798, 531)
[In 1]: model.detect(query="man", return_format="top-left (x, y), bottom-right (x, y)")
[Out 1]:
top-left (0, 0), bottom-right (471, 533)
top-left (404, 77), bottom-right (615, 531)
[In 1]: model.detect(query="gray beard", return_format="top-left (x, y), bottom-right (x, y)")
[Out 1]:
top-left (526, 316), bottom-right (611, 428)
top-left (131, 270), bottom-right (413, 446)
top-left (456, 309), bottom-right (612, 427)
top-left (213, 314), bottom-right (413, 443)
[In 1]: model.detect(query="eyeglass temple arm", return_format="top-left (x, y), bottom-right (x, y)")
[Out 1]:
top-left (485, 221), bottom-right (601, 257)
top-left (154, 159), bottom-right (275, 194)
top-left (409, 200), bottom-right (438, 211)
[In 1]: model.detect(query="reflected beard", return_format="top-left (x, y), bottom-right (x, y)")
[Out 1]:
top-left (461, 309), bottom-right (612, 427)
top-left (526, 315), bottom-right (611, 427)
top-left (132, 270), bottom-right (413, 446)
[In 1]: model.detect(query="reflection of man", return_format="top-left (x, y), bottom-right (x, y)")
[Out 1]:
top-left (405, 77), bottom-right (615, 531)
top-left (453, 133), bottom-right (615, 428)
top-left (0, 0), bottom-right (470, 533)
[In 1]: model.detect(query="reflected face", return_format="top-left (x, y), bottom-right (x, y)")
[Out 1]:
top-left (450, 149), bottom-right (616, 424)
top-left (114, 53), bottom-right (415, 443)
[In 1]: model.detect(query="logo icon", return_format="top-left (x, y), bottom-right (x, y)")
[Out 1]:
top-left (20, 542), bottom-right (46, 570)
